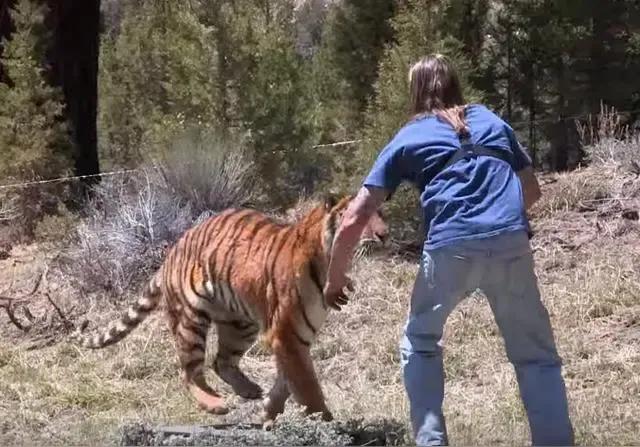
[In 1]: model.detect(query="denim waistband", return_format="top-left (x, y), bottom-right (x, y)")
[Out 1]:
top-left (424, 229), bottom-right (531, 260)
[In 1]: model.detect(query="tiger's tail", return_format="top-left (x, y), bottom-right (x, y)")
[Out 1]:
top-left (70, 271), bottom-right (163, 349)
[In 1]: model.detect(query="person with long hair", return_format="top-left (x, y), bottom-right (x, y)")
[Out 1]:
top-left (323, 54), bottom-right (574, 446)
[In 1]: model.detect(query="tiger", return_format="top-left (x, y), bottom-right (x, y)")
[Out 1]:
top-left (70, 194), bottom-right (388, 426)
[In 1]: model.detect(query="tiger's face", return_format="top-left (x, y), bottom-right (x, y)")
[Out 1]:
top-left (321, 194), bottom-right (389, 257)
top-left (360, 208), bottom-right (389, 245)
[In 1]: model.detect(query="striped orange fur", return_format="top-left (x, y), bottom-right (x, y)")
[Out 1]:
top-left (70, 194), bottom-right (388, 425)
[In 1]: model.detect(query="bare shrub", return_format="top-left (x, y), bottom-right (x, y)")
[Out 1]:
top-left (577, 103), bottom-right (640, 167)
top-left (535, 106), bottom-right (640, 220)
top-left (0, 194), bottom-right (19, 224)
top-left (59, 130), bottom-right (259, 300)
top-left (59, 169), bottom-right (193, 299)
top-left (157, 128), bottom-right (258, 216)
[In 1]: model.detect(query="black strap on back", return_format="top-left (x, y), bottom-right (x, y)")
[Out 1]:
top-left (442, 134), bottom-right (514, 171)
top-left (439, 133), bottom-right (533, 239)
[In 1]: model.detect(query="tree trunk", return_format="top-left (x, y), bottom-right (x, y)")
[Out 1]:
top-left (459, 0), bottom-right (486, 68)
top-left (0, 0), bottom-right (17, 84)
top-left (46, 0), bottom-right (101, 196)
top-left (206, 1), bottom-right (232, 131)
top-left (505, 21), bottom-right (512, 121)
top-left (524, 63), bottom-right (537, 168)
top-left (553, 58), bottom-right (569, 171)
top-left (588, 4), bottom-right (609, 114)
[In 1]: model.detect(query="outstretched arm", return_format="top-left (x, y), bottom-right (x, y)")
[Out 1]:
top-left (323, 186), bottom-right (388, 310)
top-left (517, 166), bottom-right (542, 210)
top-left (507, 126), bottom-right (541, 211)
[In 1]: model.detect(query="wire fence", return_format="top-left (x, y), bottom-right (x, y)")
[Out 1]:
top-left (0, 168), bottom-right (141, 191)
top-left (0, 108), bottom-right (638, 191)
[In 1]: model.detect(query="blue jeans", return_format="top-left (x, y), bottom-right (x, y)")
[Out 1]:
top-left (400, 231), bottom-right (574, 446)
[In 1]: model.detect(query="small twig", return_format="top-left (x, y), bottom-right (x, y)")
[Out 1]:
top-left (22, 306), bottom-right (35, 322)
top-left (580, 197), bottom-right (636, 204)
top-left (26, 264), bottom-right (47, 297)
top-left (540, 178), bottom-right (559, 186)
top-left (25, 335), bottom-right (57, 351)
top-left (44, 292), bottom-right (73, 331)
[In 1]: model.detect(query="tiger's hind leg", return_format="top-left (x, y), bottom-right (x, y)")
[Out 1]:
top-left (175, 315), bottom-right (229, 415)
top-left (213, 320), bottom-right (263, 399)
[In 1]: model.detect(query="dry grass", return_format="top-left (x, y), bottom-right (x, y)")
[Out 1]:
top-left (531, 163), bottom-right (640, 222)
top-left (2, 233), bottom-right (640, 445)
top-left (2, 160), bottom-right (640, 444)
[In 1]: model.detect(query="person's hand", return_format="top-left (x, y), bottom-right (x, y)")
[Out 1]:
top-left (323, 276), bottom-right (354, 311)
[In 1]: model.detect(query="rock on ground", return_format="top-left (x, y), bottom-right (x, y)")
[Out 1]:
top-left (118, 418), bottom-right (408, 446)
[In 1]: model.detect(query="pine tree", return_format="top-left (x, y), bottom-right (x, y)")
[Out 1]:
top-left (443, 0), bottom-right (490, 69)
top-left (0, 0), bottom-right (70, 180)
top-left (310, 0), bottom-right (395, 143)
top-left (0, 0), bottom-right (72, 236)
top-left (229, 0), bottom-right (319, 203)
top-left (478, 0), bottom-right (640, 170)
top-left (46, 0), bottom-right (101, 194)
top-left (359, 0), bottom-right (482, 171)
top-left (98, 1), bottom-right (218, 167)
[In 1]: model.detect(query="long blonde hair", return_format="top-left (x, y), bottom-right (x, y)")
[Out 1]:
top-left (408, 54), bottom-right (469, 136)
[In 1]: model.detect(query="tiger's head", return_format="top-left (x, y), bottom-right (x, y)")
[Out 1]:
top-left (320, 193), bottom-right (389, 258)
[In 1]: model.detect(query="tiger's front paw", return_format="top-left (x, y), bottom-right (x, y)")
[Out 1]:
top-left (261, 417), bottom-right (276, 431)
top-left (305, 407), bottom-right (333, 422)
top-left (261, 396), bottom-right (284, 430)
top-left (260, 408), bottom-right (277, 431)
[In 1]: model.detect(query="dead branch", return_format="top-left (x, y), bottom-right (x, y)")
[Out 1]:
top-left (580, 197), bottom-right (636, 204)
top-left (26, 264), bottom-right (47, 297)
top-left (540, 177), bottom-right (559, 186)
top-left (25, 335), bottom-right (57, 351)
top-left (23, 305), bottom-right (35, 322)
top-left (44, 292), bottom-right (73, 332)
top-left (0, 264), bottom-right (50, 332)
top-left (2, 301), bottom-right (30, 332)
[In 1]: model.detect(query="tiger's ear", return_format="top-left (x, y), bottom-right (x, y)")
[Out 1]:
top-left (323, 193), bottom-right (338, 211)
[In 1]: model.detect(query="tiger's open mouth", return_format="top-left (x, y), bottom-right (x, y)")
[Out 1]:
top-left (359, 231), bottom-right (389, 253)
top-left (362, 230), bottom-right (389, 246)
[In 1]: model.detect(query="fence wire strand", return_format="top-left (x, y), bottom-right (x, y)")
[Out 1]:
top-left (1, 108), bottom-right (638, 191)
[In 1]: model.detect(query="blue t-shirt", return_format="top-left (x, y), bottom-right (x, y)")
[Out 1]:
top-left (363, 104), bottom-right (532, 249)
